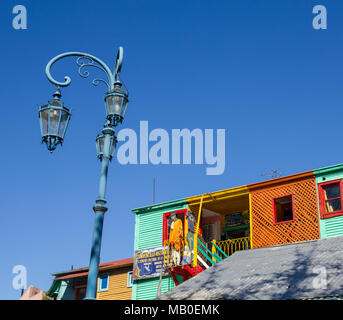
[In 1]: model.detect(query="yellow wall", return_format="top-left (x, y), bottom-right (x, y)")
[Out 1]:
top-left (96, 266), bottom-right (132, 300)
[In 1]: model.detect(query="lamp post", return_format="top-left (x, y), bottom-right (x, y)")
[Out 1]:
top-left (38, 47), bottom-right (129, 300)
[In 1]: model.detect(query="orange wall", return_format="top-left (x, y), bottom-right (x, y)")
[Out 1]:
top-left (250, 176), bottom-right (320, 248)
top-left (96, 266), bottom-right (132, 300)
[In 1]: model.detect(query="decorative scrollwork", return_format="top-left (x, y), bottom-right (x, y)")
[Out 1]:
top-left (92, 78), bottom-right (110, 88)
top-left (45, 48), bottom-right (124, 91)
top-left (76, 56), bottom-right (110, 89)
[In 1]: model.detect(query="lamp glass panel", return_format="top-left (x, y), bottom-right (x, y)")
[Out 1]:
top-left (48, 108), bottom-right (61, 135)
top-left (100, 137), bottom-right (104, 153)
top-left (106, 95), bottom-right (114, 115)
top-left (41, 109), bottom-right (49, 135)
top-left (97, 135), bottom-right (104, 155)
top-left (114, 95), bottom-right (123, 115)
top-left (120, 99), bottom-right (128, 118)
top-left (110, 136), bottom-right (116, 157)
top-left (58, 110), bottom-right (69, 138)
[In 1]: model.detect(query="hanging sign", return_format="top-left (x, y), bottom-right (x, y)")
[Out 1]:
top-left (133, 246), bottom-right (169, 280)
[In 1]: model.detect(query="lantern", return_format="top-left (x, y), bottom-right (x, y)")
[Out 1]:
top-left (95, 127), bottom-right (117, 161)
top-left (104, 82), bottom-right (129, 127)
top-left (38, 90), bottom-right (71, 152)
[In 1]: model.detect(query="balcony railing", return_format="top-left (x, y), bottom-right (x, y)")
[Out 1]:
top-left (214, 236), bottom-right (251, 258)
top-left (163, 236), bottom-right (227, 270)
top-left (163, 235), bottom-right (251, 270)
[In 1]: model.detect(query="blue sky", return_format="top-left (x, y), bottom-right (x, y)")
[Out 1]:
top-left (0, 0), bottom-right (341, 299)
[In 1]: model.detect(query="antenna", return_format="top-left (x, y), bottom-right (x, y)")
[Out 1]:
top-left (153, 178), bottom-right (156, 204)
top-left (261, 169), bottom-right (282, 178)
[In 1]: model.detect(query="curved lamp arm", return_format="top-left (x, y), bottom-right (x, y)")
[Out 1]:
top-left (114, 47), bottom-right (123, 81)
top-left (45, 47), bottom-right (123, 92)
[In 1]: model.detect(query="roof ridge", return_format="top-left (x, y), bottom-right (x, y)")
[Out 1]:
top-left (52, 257), bottom-right (133, 276)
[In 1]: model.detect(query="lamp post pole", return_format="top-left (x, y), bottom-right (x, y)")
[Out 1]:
top-left (39, 47), bottom-right (129, 300)
top-left (86, 127), bottom-right (113, 299)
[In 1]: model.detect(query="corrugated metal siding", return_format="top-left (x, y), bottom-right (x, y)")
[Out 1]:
top-left (136, 210), bottom-right (163, 250)
top-left (135, 277), bottom-right (175, 300)
top-left (320, 216), bottom-right (343, 238)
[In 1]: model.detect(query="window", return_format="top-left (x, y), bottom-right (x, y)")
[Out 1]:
top-left (127, 271), bottom-right (133, 288)
top-left (273, 195), bottom-right (294, 224)
top-left (97, 273), bottom-right (109, 292)
top-left (318, 180), bottom-right (343, 219)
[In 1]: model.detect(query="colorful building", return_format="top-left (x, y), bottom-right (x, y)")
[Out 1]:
top-left (46, 163), bottom-right (343, 300)
top-left (131, 163), bottom-right (343, 300)
top-left (47, 258), bottom-right (133, 300)
top-left (314, 163), bottom-right (343, 239)
top-left (248, 170), bottom-right (320, 248)
top-left (20, 286), bottom-right (51, 300)
top-left (131, 199), bottom-right (188, 300)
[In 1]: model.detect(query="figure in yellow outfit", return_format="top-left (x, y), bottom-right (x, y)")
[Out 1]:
top-left (169, 213), bottom-right (184, 266)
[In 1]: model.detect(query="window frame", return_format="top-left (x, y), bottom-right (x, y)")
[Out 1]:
top-left (318, 179), bottom-right (343, 219)
top-left (162, 209), bottom-right (187, 244)
top-left (127, 271), bottom-right (133, 288)
top-left (273, 194), bottom-right (295, 225)
top-left (97, 273), bottom-right (109, 292)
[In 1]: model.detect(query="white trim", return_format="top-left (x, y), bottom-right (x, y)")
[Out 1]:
top-left (197, 255), bottom-right (210, 269)
top-left (127, 271), bottom-right (133, 288)
top-left (97, 273), bottom-right (109, 292)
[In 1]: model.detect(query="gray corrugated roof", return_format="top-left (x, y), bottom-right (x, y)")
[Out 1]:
top-left (158, 236), bottom-right (343, 300)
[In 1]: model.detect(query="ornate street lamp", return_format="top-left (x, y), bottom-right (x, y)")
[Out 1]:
top-left (95, 127), bottom-right (117, 161)
top-left (40, 47), bottom-right (129, 300)
top-left (38, 90), bottom-right (71, 152)
top-left (104, 83), bottom-right (129, 127)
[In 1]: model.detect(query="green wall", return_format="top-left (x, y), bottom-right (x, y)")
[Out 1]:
top-left (131, 199), bottom-right (188, 300)
top-left (314, 163), bottom-right (343, 239)
top-left (132, 276), bottom-right (175, 300)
